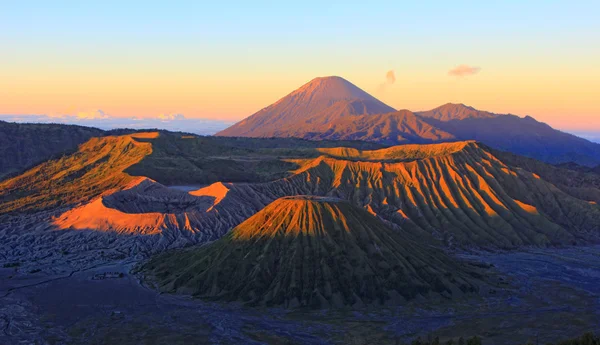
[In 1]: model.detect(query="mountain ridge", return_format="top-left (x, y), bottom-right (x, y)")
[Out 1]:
top-left (5, 134), bottom-right (597, 251)
top-left (420, 113), bottom-right (600, 166)
top-left (0, 121), bottom-right (105, 180)
top-left (415, 103), bottom-right (498, 121)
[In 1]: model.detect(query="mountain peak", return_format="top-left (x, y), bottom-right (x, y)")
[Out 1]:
top-left (417, 103), bottom-right (498, 121)
top-left (440, 103), bottom-right (476, 111)
top-left (284, 75), bottom-right (381, 104)
top-left (233, 195), bottom-right (352, 239)
top-left (216, 76), bottom-right (395, 137)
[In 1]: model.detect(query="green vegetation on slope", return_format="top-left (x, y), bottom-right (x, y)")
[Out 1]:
top-left (125, 133), bottom-right (383, 185)
top-left (3, 133), bottom-right (599, 250)
top-left (0, 132), bottom-right (381, 215)
top-left (0, 133), bottom-right (153, 214)
top-left (256, 142), bottom-right (600, 248)
top-left (0, 121), bottom-right (104, 180)
top-left (493, 148), bottom-right (600, 204)
top-left (141, 196), bottom-right (480, 308)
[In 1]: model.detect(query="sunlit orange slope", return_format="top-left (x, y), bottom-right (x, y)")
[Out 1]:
top-left (0, 132), bottom-right (158, 214)
top-left (235, 141), bottom-right (600, 248)
top-left (3, 133), bottom-right (599, 250)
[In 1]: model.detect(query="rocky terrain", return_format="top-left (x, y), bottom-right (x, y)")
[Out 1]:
top-left (0, 133), bottom-right (598, 287)
top-left (2, 134), bottom-right (600, 276)
top-left (0, 128), bottom-right (599, 343)
top-left (1, 246), bottom-right (599, 344)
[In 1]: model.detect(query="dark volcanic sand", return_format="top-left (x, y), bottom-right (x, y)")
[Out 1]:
top-left (1, 247), bottom-right (599, 345)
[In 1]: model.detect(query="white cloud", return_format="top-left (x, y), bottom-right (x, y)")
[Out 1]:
top-left (76, 109), bottom-right (110, 120)
top-left (0, 113), bottom-right (233, 136)
top-left (157, 113), bottom-right (185, 121)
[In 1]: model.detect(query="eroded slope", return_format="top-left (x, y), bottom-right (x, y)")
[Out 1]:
top-left (3, 136), bottom-right (599, 272)
top-left (142, 196), bottom-right (480, 308)
top-left (0, 132), bottom-right (156, 214)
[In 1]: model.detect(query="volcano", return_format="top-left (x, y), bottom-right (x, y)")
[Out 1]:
top-left (216, 76), bottom-right (600, 165)
top-left (216, 76), bottom-right (396, 138)
top-left (142, 196), bottom-right (479, 309)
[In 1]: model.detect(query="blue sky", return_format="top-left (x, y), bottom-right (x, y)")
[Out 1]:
top-left (1, 1), bottom-right (599, 130)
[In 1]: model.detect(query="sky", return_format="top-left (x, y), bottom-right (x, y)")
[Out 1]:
top-left (1, 1), bottom-right (599, 132)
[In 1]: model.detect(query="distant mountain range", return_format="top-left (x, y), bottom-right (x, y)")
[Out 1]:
top-left (0, 114), bottom-right (231, 136)
top-left (218, 76), bottom-right (600, 166)
top-left (416, 103), bottom-right (498, 121)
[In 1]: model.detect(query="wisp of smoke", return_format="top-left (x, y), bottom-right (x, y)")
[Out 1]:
top-left (448, 65), bottom-right (481, 77)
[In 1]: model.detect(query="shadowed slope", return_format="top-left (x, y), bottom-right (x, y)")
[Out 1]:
top-left (0, 121), bottom-right (104, 180)
top-left (419, 112), bottom-right (600, 166)
top-left (221, 141), bottom-right (600, 249)
top-left (492, 149), bottom-right (600, 204)
top-left (142, 196), bottom-right (479, 308)
top-left (287, 110), bottom-right (455, 144)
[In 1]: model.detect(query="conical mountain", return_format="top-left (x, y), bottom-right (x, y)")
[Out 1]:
top-left (216, 76), bottom-right (396, 137)
top-left (142, 196), bottom-right (479, 309)
top-left (218, 76), bottom-right (600, 165)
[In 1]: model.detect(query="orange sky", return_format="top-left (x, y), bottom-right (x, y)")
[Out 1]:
top-left (1, 1), bottom-right (599, 131)
top-left (2, 69), bottom-right (598, 131)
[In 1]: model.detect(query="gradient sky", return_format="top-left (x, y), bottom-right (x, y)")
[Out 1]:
top-left (1, 1), bottom-right (599, 130)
